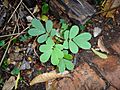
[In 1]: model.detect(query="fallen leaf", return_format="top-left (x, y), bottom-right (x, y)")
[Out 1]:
top-left (30, 71), bottom-right (69, 86)
top-left (20, 58), bottom-right (31, 70)
top-left (3, 0), bottom-right (9, 8)
top-left (102, 0), bottom-right (120, 19)
top-left (2, 76), bottom-right (15, 90)
top-left (97, 36), bottom-right (109, 53)
top-left (91, 48), bottom-right (108, 59)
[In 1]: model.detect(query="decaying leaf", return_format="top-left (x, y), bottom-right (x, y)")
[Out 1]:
top-left (2, 76), bottom-right (15, 90)
top-left (98, 36), bottom-right (109, 53)
top-left (3, 0), bottom-right (9, 8)
top-left (30, 71), bottom-right (69, 86)
top-left (20, 59), bottom-right (31, 70)
top-left (91, 48), bottom-right (108, 59)
top-left (102, 0), bottom-right (120, 19)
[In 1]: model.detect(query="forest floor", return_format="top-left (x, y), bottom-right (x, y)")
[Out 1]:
top-left (0, 0), bottom-right (120, 90)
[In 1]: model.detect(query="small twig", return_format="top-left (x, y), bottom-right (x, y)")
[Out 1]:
top-left (0, 25), bottom-right (17, 66)
top-left (0, 26), bottom-right (30, 50)
top-left (33, 37), bottom-right (39, 58)
top-left (0, 32), bottom-right (26, 38)
top-left (22, 2), bottom-right (35, 18)
top-left (1, 0), bottom-right (23, 33)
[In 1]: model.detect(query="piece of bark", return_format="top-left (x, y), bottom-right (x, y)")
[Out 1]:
top-left (47, 50), bottom-right (120, 90)
top-left (49, 0), bottom-right (95, 25)
top-left (93, 55), bottom-right (120, 89)
top-left (48, 62), bottom-right (106, 90)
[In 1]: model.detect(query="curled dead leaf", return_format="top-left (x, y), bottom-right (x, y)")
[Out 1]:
top-left (30, 71), bottom-right (69, 86)
top-left (98, 36), bottom-right (109, 53)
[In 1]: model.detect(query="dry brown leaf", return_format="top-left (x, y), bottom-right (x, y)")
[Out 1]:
top-left (30, 71), bottom-right (69, 86)
top-left (2, 76), bottom-right (15, 90)
top-left (97, 36), bottom-right (109, 53)
top-left (102, 0), bottom-right (120, 19)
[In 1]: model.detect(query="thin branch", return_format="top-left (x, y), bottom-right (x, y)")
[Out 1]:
top-left (0, 25), bottom-right (17, 66)
top-left (22, 2), bottom-right (35, 18)
top-left (0, 26), bottom-right (30, 50)
top-left (0, 0), bottom-right (23, 33)
top-left (0, 32), bottom-right (26, 38)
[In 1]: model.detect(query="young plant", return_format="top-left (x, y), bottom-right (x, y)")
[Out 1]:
top-left (28, 18), bottom-right (92, 73)
top-left (63, 25), bottom-right (92, 53)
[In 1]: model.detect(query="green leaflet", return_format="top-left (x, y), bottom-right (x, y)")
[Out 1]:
top-left (39, 44), bottom-right (52, 52)
top-left (64, 59), bottom-right (74, 70)
top-left (63, 40), bottom-right (68, 49)
top-left (46, 20), bottom-right (53, 32)
top-left (0, 40), bottom-right (5, 46)
top-left (69, 25), bottom-right (79, 39)
top-left (42, 3), bottom-right (49, 15)
top-left (57, 59), bottom-right (65, 73)
top-left (69, 40), bottom-right (78, 53)
top-left (37, 33), bottom-right (48, 43)
top-left (28, 28), bottom-right (45, 36)
top-left (40, 50), bottom-right (52, 63)
top-left (31, 18), bottom-right (45, 32)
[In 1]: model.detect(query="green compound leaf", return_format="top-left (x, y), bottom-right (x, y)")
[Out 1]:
top-left (64, 54), bottom-right (73, 60)
top-left (46, 37), bottom-right (55, 46)
top-left (28, 28), bottom-right (45, 36)
top-left (55, 44), bottom-right (63, 50)
top-left (51, 50), bottom-right (59, 65)
top-left (58, 59), bottom-right (65, 73)
top-left (39, 45), bottom-right (52, 52)
top-left (69, 40), bottom-right (78, 53)
top-left (37, 33), bottom-right (48, 43)
top-left (31, 19), bottom-right (45, 32)
top-left (63, 40), bottom-right (68, 49)
top-left (64, 30), bottom-right (69, 40)
top-left (64, 59), bottom-right (74, 70)
top-left (69, 25), bottom-right (79, 39)
top-left (50, 29), bottom-right (56, 36)
top-left (46, 20), bottom-right (53, 33)
top-left (40, 50), bottom-right (52, 63)
top-left (73, 32), bottom-right (92, 49)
